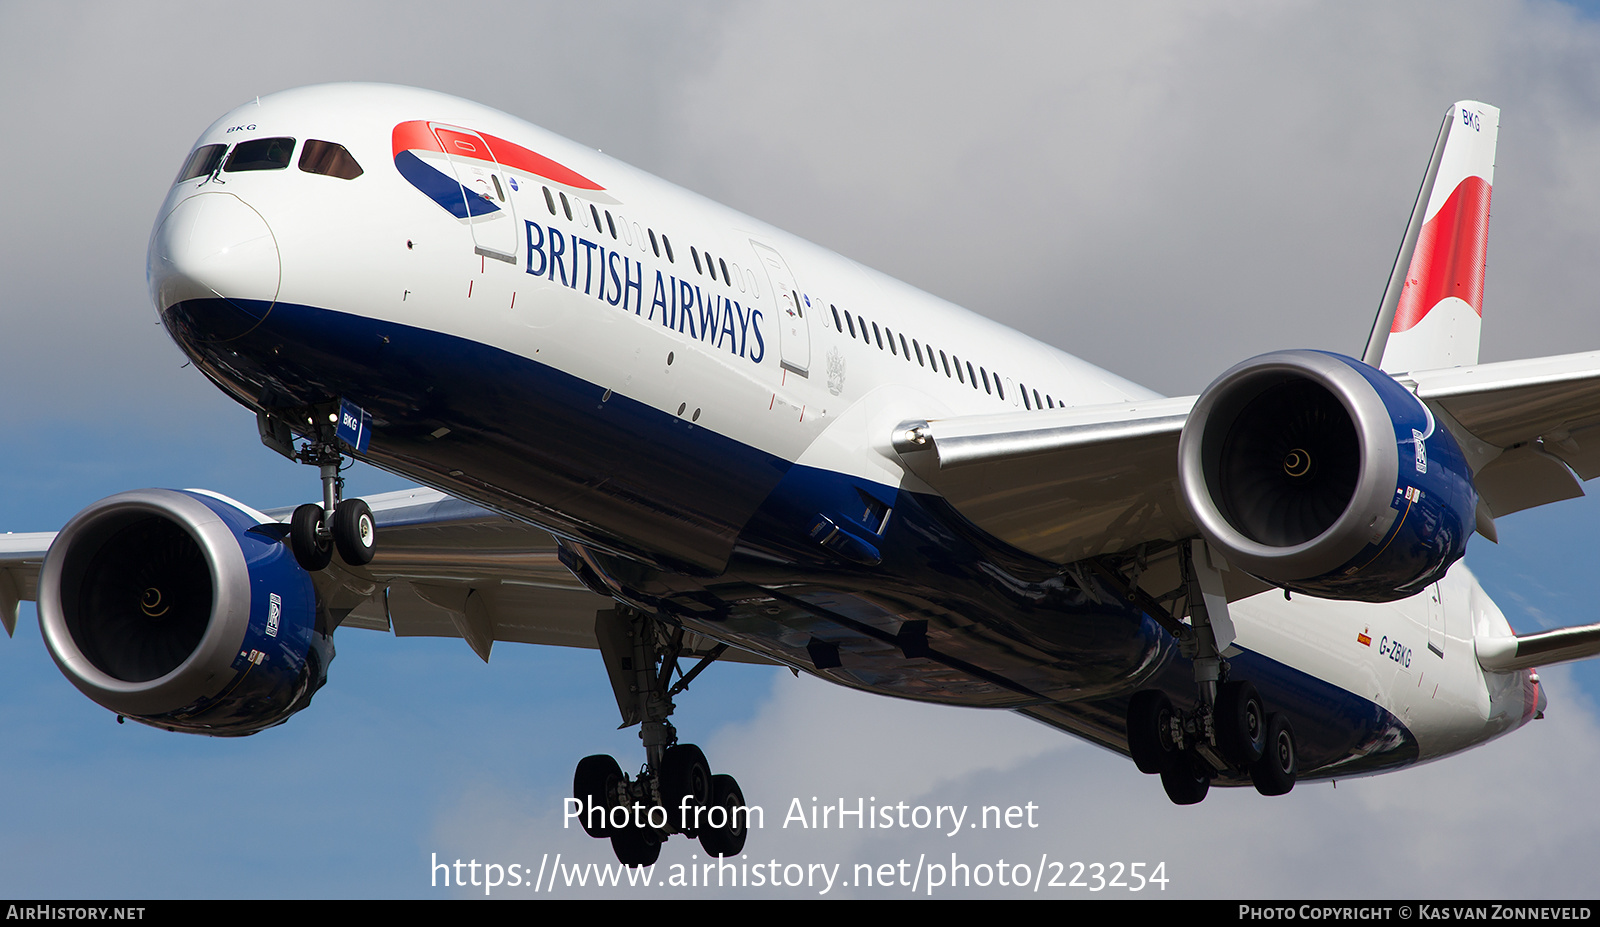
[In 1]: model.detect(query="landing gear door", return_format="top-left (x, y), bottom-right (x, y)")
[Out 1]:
top-left (751, 240), bottom-right (809, 377)
top-left (429, 123), bottom-right (519, 264)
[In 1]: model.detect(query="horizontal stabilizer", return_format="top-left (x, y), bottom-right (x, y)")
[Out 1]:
top-left (1476, 622), bottom-right (1600, 672)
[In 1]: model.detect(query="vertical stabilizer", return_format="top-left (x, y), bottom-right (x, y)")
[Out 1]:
top-left (1365, 101), bottom-right (1498, 374)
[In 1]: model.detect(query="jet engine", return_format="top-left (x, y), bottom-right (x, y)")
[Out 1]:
top-left (37, 489), bottom-right (329, 735)
top-left (1177, 350), bottom-right (1476, 602)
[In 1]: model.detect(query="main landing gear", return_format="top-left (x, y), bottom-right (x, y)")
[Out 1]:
top-left (574, 605), bottom-right (748, 866)
top-left (1124, 542), bottom-right (1298, 804)
top-left (260, 407), bottom-right (377, 572)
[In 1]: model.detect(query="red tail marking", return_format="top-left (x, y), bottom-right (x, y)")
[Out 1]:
top-left (1391, 176), bottom-right (1492, 333)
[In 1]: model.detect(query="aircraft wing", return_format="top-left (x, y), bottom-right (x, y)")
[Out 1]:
top-left (1406, 350), bottom-right (1600, 520)
top-left (891, 396), bottom-right (1196, 565)
top-left (0, 487), bottom-right (772, 666)
top-left (888, 349), bottom-right (1600, 616)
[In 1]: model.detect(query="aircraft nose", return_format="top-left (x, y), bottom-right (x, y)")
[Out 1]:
top-left (147, 192), bottom-right (280, 339)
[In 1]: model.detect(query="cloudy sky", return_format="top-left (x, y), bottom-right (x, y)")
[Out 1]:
top-left (4, 0), bottom-right (1600, 899)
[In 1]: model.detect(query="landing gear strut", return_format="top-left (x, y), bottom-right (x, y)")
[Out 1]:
top-left (1125, 541), bottom-right (1298, 802)
top-left (573, 605), bottom-right (747, 866)
top-left (262, 406), bottom-right (377, 572)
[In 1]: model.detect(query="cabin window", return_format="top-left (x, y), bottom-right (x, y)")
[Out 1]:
top-left (589, 204), bottom-right (602, 229)
top-left (691, 246), bottom-right (703, 274)
top-left (899, 333), bottom-right (909, 359)
top-left (648, 229), bottom-right (660, 257)
top-left (175, 144), bottom-right (228, 183)
top-left (662, 236), bottom-right (675, 262)
top-left (298, 140), bottom-right (363, 179)
top-left (912, 338), bottom-right (924, 366)
top-left (831, 305), bottom-right (843, 332)
top-left (718, 257), bottom-right (730, 283)
top-left (544, 187), bottom-right (557, 215)
top-left (605, 210), bottom-right (618, 239)
top-left (559, 192), bottom-right (573, 220)
top-left (225, 137), bottom-right (295, 172)
top-left (845, 310), bottom-right (857, 339)
top-left (953, 356), bottom-right (965, 384)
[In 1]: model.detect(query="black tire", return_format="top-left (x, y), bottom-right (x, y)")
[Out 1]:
top-left (1251, 712), bottom-right (1298, 796)
top-left (573, 754), bottom-right (624, 838)
top-left (699, 774), bottom-right (749, 858)
top-left (332, 498), bottom-right (377, 566)
top-left (1159, 753), bottom-right (1212, 805)
top-left (1215, 680), bottom-right (1267, 769)
top-left (660, 744), bottom-right (713, 834)
top-left (610, 825), bottom-right (662, 867)
top-left (1127, 690), bottom-right (1180, 774)
top-left (290, 503), bottom-right (332, 571)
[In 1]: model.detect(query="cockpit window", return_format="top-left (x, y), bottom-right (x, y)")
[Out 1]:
top-left (174, 144), bottom-right (227, 183)
top-left (298, 139), bottom-right (363, 180)
top-left (224, 137), bottom-right (296, 172)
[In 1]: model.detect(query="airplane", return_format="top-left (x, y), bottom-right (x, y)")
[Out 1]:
top-left (7, 83), bottom-right (1600, 868)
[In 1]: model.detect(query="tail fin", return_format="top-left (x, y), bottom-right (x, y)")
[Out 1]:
top-left (1364, 101), bottom-right (1499, 373)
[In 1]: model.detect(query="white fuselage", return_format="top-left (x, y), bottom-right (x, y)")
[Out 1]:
top-left (147, 83), bottom-right (1539, 780)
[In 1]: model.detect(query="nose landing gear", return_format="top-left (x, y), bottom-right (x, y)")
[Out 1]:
top-left (259, 404), bottom-right (378, 572)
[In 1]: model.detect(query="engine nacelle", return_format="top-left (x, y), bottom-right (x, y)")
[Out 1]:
top-left (1178, 350), bottom-right (1476, 602)
top-left (37, 489), bottom-right (328, 736)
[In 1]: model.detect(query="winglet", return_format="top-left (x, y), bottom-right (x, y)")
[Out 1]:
top-left (1366, 101), bottom-right (1499, 373)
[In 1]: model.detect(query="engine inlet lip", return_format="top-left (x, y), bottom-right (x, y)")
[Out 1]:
top-left (38, 489), bottom-right (252, 717)
top-left (1177, 350), bottom-right (1401, 581)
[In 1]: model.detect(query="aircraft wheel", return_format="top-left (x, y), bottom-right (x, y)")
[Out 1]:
top-left (699, 774), bottom-right (748, 858)
top-left (1127, 690), bottom-right (1181, 774)
top-left (573, 754), bottom-right (624, 838)
top-left (332, 498), bottom-right (376, 566)
top-left (1159, 753), bottom-right (1211, 805)
top-left (1215, 680), bottom-right (1267, 769)
top-left (290, 503), bottom-right (332, 572)
top-left (1251, 712), bottom-right (1298, 796)
top-left (610, 825), bottom-right (662, 868)
top-left (660, 744), bottom-right (713, 835)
